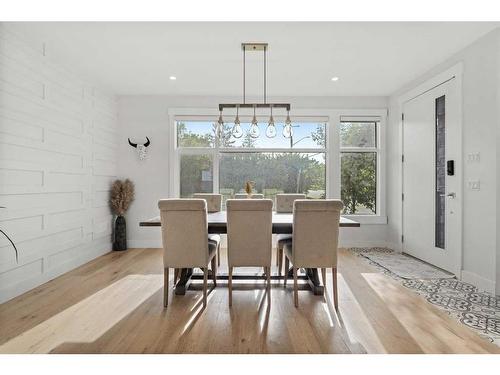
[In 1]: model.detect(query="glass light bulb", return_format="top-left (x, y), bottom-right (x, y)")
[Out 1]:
top-left (249, 115), bottom-right (260, 138)
top-left (282, 124), bottom-right (293, 138)
top-left (249, 123), bottom-right (260, 138)
top-left (266, 123), bottom-right (277, 138)
top-left (232, 123), bottom-right (243, 138)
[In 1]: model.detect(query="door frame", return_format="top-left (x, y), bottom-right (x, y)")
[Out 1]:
top-left (396, 63), bottom-right (463, 276)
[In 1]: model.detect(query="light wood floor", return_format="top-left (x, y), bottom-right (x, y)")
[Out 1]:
top-left (0, 248), bottom-right (498, 354)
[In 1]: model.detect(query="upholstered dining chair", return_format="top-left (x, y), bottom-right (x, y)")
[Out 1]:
top-left (283, 200), bottom-right (343, 308)
top-left (226, 199), bottom-right (273, 306)
top-left (192, 193), bottom-right (223, 266)
top-left (158, 199), bottom-right (219, 308)
top-left (234, 193), bottom-right (264, 199)
top-left (192, 193), bottom-right (222, 213)
top-left (275, 194), bottom-right (306, 275)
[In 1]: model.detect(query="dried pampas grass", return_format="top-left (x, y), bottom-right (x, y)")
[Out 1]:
top-left (109, 179), bottom-right (135, 216)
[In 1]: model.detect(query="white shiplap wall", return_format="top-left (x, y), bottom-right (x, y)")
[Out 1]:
top-left (0, 24), bottom-right (118, 303)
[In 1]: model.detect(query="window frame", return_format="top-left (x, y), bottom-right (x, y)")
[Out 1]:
top-left (339, 116), bottom-right (382, 221)
top-left (168, 108), bottom-right (387, 225)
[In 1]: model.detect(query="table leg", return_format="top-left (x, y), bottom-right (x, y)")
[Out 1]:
top-left (175, 268), bottom-right (193, 295)
top-left (286, 267), bottom-right (324, 296)
top-left (306, 268), bottom-right (324, 296)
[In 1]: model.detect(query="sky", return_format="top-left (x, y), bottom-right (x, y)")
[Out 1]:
top-left (181, 121), bottom-right (325, 149)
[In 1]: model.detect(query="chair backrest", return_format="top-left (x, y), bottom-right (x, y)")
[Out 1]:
top-left (292, 200), bottom-right (343, 268)
top-left (226, 199), bottom-right (273, 267)
top-left (234, 193), bottom-right (264, 199)
top-left (275, 193), bottom-right (306, 213)
top-left (192, 193), bottom-right (222, 213)
top-left (158, 199), bottom-right (209, 268)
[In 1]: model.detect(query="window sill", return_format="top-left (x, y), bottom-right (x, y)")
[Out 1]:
top-left (343, 215), bottom-right (387, 225)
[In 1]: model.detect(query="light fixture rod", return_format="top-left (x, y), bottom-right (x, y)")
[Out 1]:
top-left (243, 46), bottom-right (246, 104)
top-left (219, 103), bottom-right (290, 111)
top-left (264, 45), bottom-right (267, 104)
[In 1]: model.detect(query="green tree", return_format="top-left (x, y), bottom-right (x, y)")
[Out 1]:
top-left (241, 131), bottom-right (256, 148)
top-left (340, 122), bottom-right (377, 214)
top-left (311, 124), bottom-right (326, 148)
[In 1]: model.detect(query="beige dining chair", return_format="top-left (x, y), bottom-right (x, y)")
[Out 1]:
top-left (234, 193), bottom-right (264, 199)
top-left (192, 193), bottom-right (223, 266)
top-left (158, 199), bottom-right (219, 308)
top-left (226, 199), bottom-right (273, 306)
top-left (275, 194), bottom-right (306, 274)
top-left (192, 193), bottom-right (222, 213)
top-left (283, 199), bottom-right (343, 308)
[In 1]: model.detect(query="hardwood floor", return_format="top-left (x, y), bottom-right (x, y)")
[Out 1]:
top-left (0, 248), bottom-right (498, 354)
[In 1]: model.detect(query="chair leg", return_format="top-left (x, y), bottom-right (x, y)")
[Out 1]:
top-left (211, 255), bottom-right (217, 287)
top-left (278, 245), bottom-right (283, 276)
top-left (228, 266), bottom-right (233, 307)
top-left (173, 268), bottom-right (179, 285)
top-left (203, 266), bottom-right (208, 308)
top-left (217, 248), bottom-right (221, 267)
top-left (163, 267), bottom-right (169, 308)
top-left (321, 268), bottom-right (326, 287)
top-left (332, 267), bottom-right (338, 310)
top-left (293, 267), bottom-right (298, 308)
top-left (284, 256), bottom-right (289, 286)
top-left (266, 266), bottom-right (271, 304)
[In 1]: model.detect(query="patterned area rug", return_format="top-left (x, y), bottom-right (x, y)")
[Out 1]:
top-left (348, 247), bottom-right (500, 346)
top-left (362, 251), bottom-right (454, 279)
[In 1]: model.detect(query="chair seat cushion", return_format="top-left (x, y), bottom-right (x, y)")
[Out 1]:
top-left (208, 234), bottom-right (220, 256)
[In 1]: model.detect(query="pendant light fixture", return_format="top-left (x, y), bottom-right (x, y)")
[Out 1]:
top-left (218, 43), bottom-right (291, 139)
top-left (232, 105), bottom-right (243, 138)
top-left (283, 109), bottom-right (293, 138)
top-left (266, 105), bottom-right (277, 138)
top-left (249, 105), bottom-right (260, 138)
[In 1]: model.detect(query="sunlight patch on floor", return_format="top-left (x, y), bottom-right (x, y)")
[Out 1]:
top-left (337, 273), bottom-right (387, 353)
top-left (0, 274), bottom-right (163, 354)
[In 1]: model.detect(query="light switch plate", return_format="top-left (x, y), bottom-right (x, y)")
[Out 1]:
top-left (467, 152), bottom-right (480, 162)
top-left (468, 180), bottom-right (480, 190)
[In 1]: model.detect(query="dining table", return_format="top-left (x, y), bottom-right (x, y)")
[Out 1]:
top-left (140, 212), bottom-right (360, 296)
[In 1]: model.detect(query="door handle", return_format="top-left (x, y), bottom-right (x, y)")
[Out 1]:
top-left (447, 192), bottom-right (456, 199)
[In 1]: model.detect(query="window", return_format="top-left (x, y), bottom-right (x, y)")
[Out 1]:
top-left (340, 118), bottom-right (380, 215)
top-left (435, 96), bottom-right (446, 249)
top-left (176, 119), bottom-right (327, 207)
top-left (179, 153), bottom-right (213, 197)
top-left (173, 110), bottom-right (385, 221)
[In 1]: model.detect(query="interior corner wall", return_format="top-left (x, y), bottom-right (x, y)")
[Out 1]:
top-left (0, 24), bottom-right (118, 303)
top-left (497, 36), bottom-right (500, 296)
top-left (387, 28), bottom-right (500, 294)
top-left (116, 95), bottom-right (389, 250)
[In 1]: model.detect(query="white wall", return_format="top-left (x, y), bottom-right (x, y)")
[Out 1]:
top-left (497, 40), bottom-right (500, 295)
top-left (117, 95), bottom-right (389, 249)
top-left (0, 24), bottom-right (118, 303)
top-left (387, 29), bottom-right (500, 293)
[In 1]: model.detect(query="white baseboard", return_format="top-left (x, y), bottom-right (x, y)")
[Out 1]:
top-left (461, 270), bottom-right (496, 294)
top-left (338, 241), bottom-right (390, 249)
top-left (128, 240), bottom-right (162, 249)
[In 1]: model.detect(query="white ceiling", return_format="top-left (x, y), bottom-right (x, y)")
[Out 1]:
top-left (10, 22), bottom-right (499, 97)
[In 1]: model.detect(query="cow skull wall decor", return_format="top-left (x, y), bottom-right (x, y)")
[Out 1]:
top-left (128, 137), bottom-right (151, 160)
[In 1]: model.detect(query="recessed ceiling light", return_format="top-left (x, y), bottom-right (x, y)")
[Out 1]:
top-left (169, 76), bottom-right (177, 80)
top-left (331, 76), bottom-right (339, 82)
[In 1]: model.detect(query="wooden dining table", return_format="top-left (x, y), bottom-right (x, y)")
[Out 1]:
top-left (140, 212), bottom-right (360, 296)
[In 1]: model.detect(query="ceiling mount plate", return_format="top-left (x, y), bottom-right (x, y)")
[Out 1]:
top-left (241, 43), bottom-right (268, 51)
